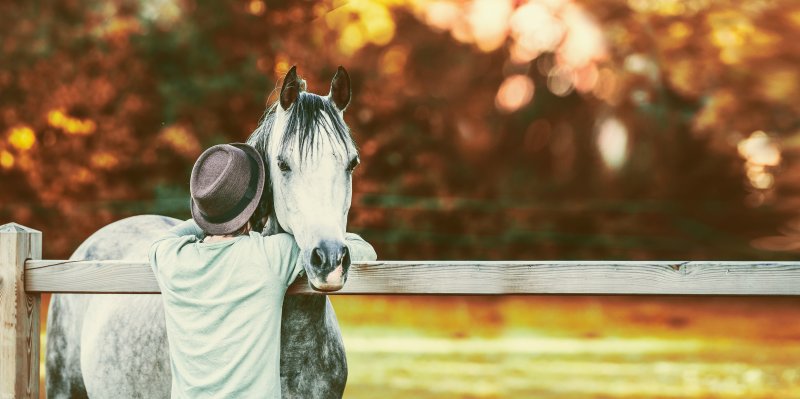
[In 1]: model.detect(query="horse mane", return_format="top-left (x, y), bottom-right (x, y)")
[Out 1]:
top-left (247, 92), bottom-right (355, 162)
top-left (246, 90), bottom-right (356, 233)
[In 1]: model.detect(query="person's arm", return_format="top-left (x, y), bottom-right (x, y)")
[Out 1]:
top-left (148, 219), bottom-right (204, 269)
top-left (163, 218), bottom-right (204, 240)
top-left (345, 233), bottom-right (377, 261)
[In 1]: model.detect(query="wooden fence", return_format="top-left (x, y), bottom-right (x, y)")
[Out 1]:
top-left (4, 222), bottom-right (800, 397)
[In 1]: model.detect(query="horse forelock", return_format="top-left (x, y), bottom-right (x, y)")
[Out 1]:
top-left (247, 92), bottom-right (355, 162)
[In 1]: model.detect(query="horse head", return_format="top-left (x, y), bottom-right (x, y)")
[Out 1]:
top-left (248, 66), bottom-right (358, 292)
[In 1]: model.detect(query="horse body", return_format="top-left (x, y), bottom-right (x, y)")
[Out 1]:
top-left (47, 215), bottom-right (347, 398)
top-left (47, 67), bottom-right (356, 398)
top-left (46, 215), bottom-right (175, 398)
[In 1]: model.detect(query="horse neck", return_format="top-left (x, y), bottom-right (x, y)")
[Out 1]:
top-left (283, 295), bottom-right (329, 327)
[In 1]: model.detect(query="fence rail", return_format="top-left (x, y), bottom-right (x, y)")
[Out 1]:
top-left (4, 222), bottom-right (800, 397)
top-left (23, 259), bottom-right (800, 296)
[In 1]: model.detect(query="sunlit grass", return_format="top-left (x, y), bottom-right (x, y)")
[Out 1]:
top-left (335, 296), bottom-right (800, 398)
top-left (343, 334), bottom-right (707, 355)
top-left (342, 327), bottom-right (800, 398)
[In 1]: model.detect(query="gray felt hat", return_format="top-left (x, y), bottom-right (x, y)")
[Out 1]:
top-left (189, 143), bottom-right (265, 235)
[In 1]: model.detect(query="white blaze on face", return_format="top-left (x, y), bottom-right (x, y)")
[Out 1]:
top-left (268, 106), bottom-right (355, 274)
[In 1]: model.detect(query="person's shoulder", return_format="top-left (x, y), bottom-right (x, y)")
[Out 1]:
top-left (246, 232), bottom-right (297, 250)
top-left (149, 235), bottom-right (197, 276)
top-left (151, 235), bottom-right (195, 256)
top-left (262, 232), bottom-right (293, 241)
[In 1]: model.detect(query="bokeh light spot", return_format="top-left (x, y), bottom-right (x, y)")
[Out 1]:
top-left (274, 55), bottom-right (290, 76)
top-left (140, 0), bottom-right (182, 26)
top-left (159, 125), bottom-right (201, 158)
top-left (596, 117), bottom-right (628, 170)
top-left (668, 21), bottom-right (692, 39)
top-left (751, 171), bottom-right (774, 190)
top-left (380, 45), bottom-right (409, 76)
top-left (361, 6), bottom-right (395, 46)
top-left (340, 23), bottom-right (367, 56)
top-left (547, 66), bottom-right (574, 97)
top-left (628, 0), bottom-right (693, 16)
top-left (558, 3), bottom-right (607, 69)
top-left (72, 167), bottom-right (93, 184)
top-left (325, 0), bottom-right (397, 56)
top-left (468, 0), bottom-right (512, 52)
top-left (791, 10), bottom-right (800, 27)
top-left (91, 152), bottom-right (119, 170)
top-left (738, 131), bottom-right (781, 191)
top-left (47, 108), bottom-right (96, 136)
top-left (738, 131), bottom-right (780, 167)
top-left (624, 53), bottom-right (659, 81)
top-left (248, 0), bottom-right (265, 16)
top-left (422, 2), bottom-right (461, 32)
top-left (8, 126), bottom-right (36, 151)
top-left (508, 2), bottom-right (564, 62)
top-left (0, 150), bottom-right (14, 170)
top-left (495, 74), bottom-right (535, 113)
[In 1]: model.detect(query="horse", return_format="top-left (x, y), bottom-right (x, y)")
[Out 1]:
top-left (46, 66), bottom-right (363, 398)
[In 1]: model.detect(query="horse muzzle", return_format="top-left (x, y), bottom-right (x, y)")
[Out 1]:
top-left (307, 239), bottom-right (350, 292)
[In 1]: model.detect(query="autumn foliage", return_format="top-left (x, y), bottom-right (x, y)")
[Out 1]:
top-left (1, 0), bottom-right (800, 262)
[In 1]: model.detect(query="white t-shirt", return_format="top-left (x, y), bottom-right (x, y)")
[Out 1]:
top-left (149, 219), bottom-right (376, 398)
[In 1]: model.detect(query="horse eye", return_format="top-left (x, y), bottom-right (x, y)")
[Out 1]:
top-left (347, 157), bottom-right (360, 172)
top-left (277, 159), bottom-right (291, 172)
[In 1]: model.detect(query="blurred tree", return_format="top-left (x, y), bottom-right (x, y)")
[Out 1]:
top-left (0, 0), bottom-right (798, 261)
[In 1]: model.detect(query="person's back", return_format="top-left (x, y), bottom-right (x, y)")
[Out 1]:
top-left (151, 229), bottom-right (297, 398)
top-left (149, 143), bottom-right (376, 398)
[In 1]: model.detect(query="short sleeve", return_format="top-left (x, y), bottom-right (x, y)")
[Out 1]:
top-left (149, 219), bottom-right (203, 274)
top-left (259, 233), bottom-right (303, 287)
top-left (345, 233), bottom-right (377, 261)
top-left (148, 240), bottom-right (160, 274)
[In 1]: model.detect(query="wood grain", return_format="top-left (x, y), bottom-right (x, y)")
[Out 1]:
top-left (24, 259), bottom-right (800, 296)
top-left (0, 223), bottom-right (41, 399)
top-left (26, 260), bottom-right (161, 294)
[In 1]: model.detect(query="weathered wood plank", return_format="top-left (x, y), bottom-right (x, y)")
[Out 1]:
top-left (1, 223), bottom-right (41, 399)
top-left (24, 260), bottom-right (800, 296)
top-left (26, 260), bottom-right (161, 294)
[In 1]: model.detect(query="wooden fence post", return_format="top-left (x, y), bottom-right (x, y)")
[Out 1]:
top-left (0, 223), bottom-right (41, 399)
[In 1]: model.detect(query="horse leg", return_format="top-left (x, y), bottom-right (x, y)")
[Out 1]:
top-left (280, 295), bottom-right (348, 399)
top-left (46, 294), bottom-right (91, 399)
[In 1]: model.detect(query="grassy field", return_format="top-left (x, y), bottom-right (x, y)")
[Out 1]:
top-left (38, 296), bottom-right (800, 398)
top-left (341, 330), bottom-right (800, 398)
top-left (334, 296), bottom-right (800, 399)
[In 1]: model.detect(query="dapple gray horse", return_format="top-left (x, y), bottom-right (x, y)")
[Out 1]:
top-left (46, 66), bottom-right (363, 398)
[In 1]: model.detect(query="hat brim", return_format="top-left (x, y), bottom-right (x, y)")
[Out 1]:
top-left (190, 143), bottom-right (266, 235)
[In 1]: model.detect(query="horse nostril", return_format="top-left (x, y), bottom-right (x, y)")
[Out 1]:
top-left (310, 248), bottom-right (325, 268)
top-left (342, 246), bottom-right (351, 269)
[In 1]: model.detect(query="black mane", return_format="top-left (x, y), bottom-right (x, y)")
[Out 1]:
top-left (247, 92), bottom-right (354, 162)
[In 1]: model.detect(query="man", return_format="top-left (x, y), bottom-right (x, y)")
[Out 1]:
top-left (149, 143), bottom-right (375, 398)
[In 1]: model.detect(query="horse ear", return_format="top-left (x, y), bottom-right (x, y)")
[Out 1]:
top-left (329, 66), bottom-right (351, 111)
top-left (280, 66), bottom-right (300, 111)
